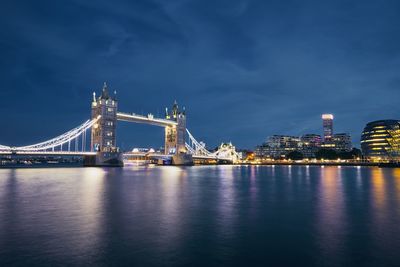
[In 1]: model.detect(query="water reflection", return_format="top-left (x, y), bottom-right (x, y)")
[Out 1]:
top-left (0, 168), bottom-right (107, 264)
top-left (0, 169), bottom-right (17, 254)
top-left (217, 166), bottom-right (236, 239)
top-left (2, 166), bottom-right (400, 266)
top-left (356, 166), bottom-right (362, 188)
top-left (159, 166), bottom-right (187, 245)
top-left (392, 169), bottom-right (400, 204)
top-left (371, 168), bottom-right (386, 211)
top-left (249, 166), bottom-right (258, 202)
top-left (72, 168), bottom-right (106, 254)
top-left (316, 167), bottom-right (346, 265)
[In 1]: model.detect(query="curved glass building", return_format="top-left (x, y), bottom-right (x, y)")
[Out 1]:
top-left (361, 120), bottom-right (400, 160)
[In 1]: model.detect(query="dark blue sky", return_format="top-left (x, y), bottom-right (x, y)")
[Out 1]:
top-left (1, 0), bottom-right (399, 149)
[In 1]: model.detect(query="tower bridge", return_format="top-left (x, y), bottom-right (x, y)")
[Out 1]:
top-left (0, 83), bottom-right (240, 166)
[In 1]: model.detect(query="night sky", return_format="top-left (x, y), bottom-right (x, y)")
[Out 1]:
top-left (1, 0), bottom-right (399, 150)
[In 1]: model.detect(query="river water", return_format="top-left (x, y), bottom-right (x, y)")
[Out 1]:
top-left (0, 165), bottom-right (400, 266)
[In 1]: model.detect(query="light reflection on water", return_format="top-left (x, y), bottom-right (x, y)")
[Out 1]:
top-left (1, 166), bottom-right (400, 266)
top-left (316, 167), bottom-right (347, 266)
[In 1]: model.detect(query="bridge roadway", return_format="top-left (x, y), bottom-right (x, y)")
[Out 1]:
top-left (116, 112), bottom-right (177, 127)
top-left (123, 152), bottom-right (232, 162)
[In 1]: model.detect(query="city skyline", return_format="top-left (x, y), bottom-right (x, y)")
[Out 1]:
top-left (1, 0), bottom-right (400, 149)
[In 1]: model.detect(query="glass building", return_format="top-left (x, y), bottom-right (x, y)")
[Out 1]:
top-left (361, 120), bottom-right (400, 161)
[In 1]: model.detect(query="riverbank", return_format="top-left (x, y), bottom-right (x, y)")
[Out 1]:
top-left (2, 161), bottom-right (399, 169)
top-left (239, 161), bottom-right (400, 168)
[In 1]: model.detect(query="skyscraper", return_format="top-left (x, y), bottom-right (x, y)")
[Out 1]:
top-left (322, 114), bottom-right (334, 141)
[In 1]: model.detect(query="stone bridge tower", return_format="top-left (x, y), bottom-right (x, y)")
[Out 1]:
top-left (165, 101), bottom-right (192, 165)
top-left (88, 82), bottom-right (123, 166)
top-left (165, 101), bottom-right (186, 154)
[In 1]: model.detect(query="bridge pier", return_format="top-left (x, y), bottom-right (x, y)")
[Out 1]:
top-left (83, 152), bottom-right (123, 167)
top-left (171, 154), bottom-right (193, 165)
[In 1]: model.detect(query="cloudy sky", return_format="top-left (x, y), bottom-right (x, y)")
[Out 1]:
top-left (1, 0), bottom-right (399, 149)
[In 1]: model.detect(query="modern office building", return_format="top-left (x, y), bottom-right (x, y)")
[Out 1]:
top-left (301, 134), bottom-right (322, 147)
top-left (300, 134), bottom-right (322, 158)
top-left (361, 120), bottom-right (400, 160)
top-left (255, 134), bottom-right (324, 159)
top-left (322, 114), bottom-right (334, 141)
top-left (255, 135), bottom-right (302, 159)
top-left (332, 133), bottom-right (352, 152)
top-left (255, 114), bottom-right (353, 159)
top-left (321, 133), bottom-right (352, 152)
top-left (320, 114), bottom-right (353, 152)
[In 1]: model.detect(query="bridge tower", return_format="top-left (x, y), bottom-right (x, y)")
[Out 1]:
top-left (165, 101), bottom-right (193, 165)
top-left (87, 82), bottom-right (123, 166)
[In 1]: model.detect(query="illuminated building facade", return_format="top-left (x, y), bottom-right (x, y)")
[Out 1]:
top-left (320, 114), bottom-right (352, 152)
top-left (255, 135), bottom-right (302, 159)
top-left (255, 114), bottom-right (353, 159)
top-left (361, 120), bottom-right (400, 160)
top-left (332, 133), bottom-right (352, 152)
top-left (164, 101), bottom-right (187, 155)
top-left (322, 114), bottom-right (334, 141)
top-left (300, 134), bottom-right (322, 158)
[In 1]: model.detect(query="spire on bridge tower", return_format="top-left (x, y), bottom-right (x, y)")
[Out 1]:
top-left (101, 82), bottom-right (109, 99)
top-left (172, 100), bottom-right (178, 118)
top-left (165, 107), bottom-right (170, 119)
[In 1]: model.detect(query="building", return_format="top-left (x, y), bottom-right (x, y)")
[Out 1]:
top-left (255, 135), bottom-right (301, 159)
top-left (300, 134), bottom-right (322, 158)
top-left (361, 120), bottom-right (400, 161)
top-left (320, 114), bottom-right (352, 152)
top-left (255, 114), bottom-right (353, 159)
top-left (321, 133), bottom-right (352, 152)
top-left (255, 134), bottom-right (323, 159)
top-left (332, 133), bottom-right (352, 152)
top-left (301, 134), bottom-right (322, 147)
top-left (322, 114), bottom-right (334, 141)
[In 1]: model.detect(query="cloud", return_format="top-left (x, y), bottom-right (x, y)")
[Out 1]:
top-left (1, 0), bottom-right (400, 148)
